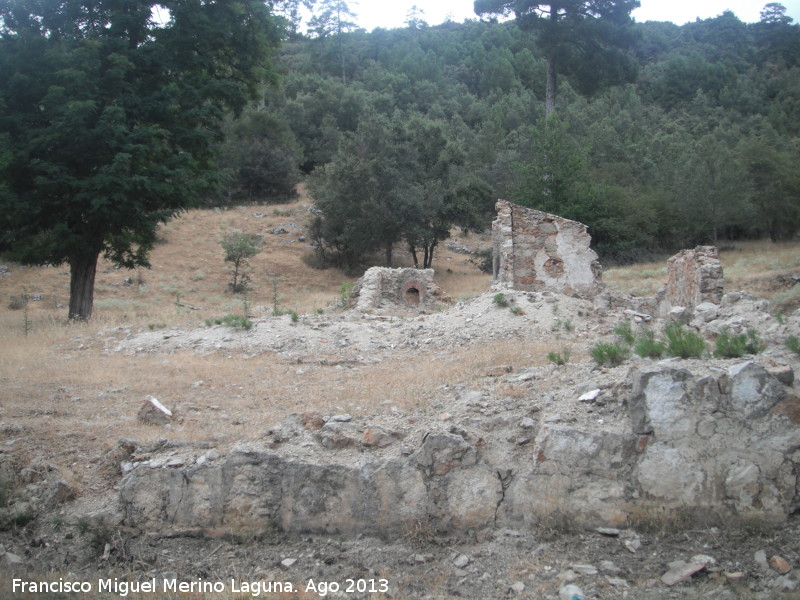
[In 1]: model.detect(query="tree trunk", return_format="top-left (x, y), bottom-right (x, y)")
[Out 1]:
top-left (545, 57), bottom-right (557, 116)
top-left (68, 252), bottom-right (100, 321)
top-left (423, 242), bottom-right (437, 269)
top-left (409, 244), bottom-right (420, 268)
top-left (385, 240), bottom-right (393, 267)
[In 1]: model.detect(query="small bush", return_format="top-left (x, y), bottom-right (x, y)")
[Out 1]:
top-left (402, 519), bottom-right (437, 547)
top-left (547, 349), bottom-right (571, 366)
top-left (614, 320), bottom-right (635, 345)
top-left (221, 314), bottom-right (252, 330)
top-left (634, 329), bottom-right (666, 359)
top-left (290, 311), bottom-right (299, 323)
top-left (207, 315), bottom-right (252, 330)
top-left (338, 281), bottom-right (354, 306)
top-left (221, 230), bottom-right (262, 293)
top-left (590, 342), bottom-right (630, 366)
top-left (509, 306), bottom-right (524, 316)
top-left (664, 324), bottom-right (706, 359)
top-left (8, 295), bottom-right (27, 310)
top-left (785, 335), bottom-right (800, 356)
top-left (714, 328), bottom-right (766, 358)
top-left (493, 293), bottom-right (509, 308)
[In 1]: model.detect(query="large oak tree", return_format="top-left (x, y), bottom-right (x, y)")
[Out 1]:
top-left (0, 0), bottom-right (282, 320)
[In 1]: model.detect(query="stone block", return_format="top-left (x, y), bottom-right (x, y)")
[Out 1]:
top-left (137, 396), bottom-right (173, 425)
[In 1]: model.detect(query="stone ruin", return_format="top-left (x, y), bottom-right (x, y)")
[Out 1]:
top-left (350, 267), bottom-right (451, 312)
top-left (663, 245), bottom-right (725, 309)
top-left (118, 359), bottom-right (800, 538)
top-left (492, 200), bottom-right (602, 296)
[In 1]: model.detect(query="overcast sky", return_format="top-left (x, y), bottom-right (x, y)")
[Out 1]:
top-left (350, 0), bottom-right (800, 31)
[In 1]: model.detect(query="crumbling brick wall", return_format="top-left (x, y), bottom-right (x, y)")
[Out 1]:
top-left (665, 245), bottom-right (724, 308)
top-left (492, 200), bottom-right (602, 296)
top-left (351, 267), bottom-right (451, 312)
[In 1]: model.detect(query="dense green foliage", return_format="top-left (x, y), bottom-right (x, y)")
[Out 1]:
top-left (250, 4), bottom-right (799, 267)
top-left (473, 0), bottom-right (641, 113)
top-left (0, 0), bottom-right (282, 319)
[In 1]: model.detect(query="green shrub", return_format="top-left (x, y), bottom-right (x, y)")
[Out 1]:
top-left (547, 349), bottom-right (571, 366)
top-left (221, 314), bottom-right (252, 330)
top-left (290, 311), bottom-right (299, 323)
top-left (590, 342), bottom-right (630, 366)
top-left (221, 230), bottom-right (262, 293)
top-left (510, 305), bottom-right (523, 316)
top-left (614, 320), bottom-right (635, 345)
top-left (207, 315), bottom-right (252, 330)
top-left (664, 323), bottom-right (706, 358)
top-left (785, 335), bottom-right (800, 356)
top-left (714, 328), bottom-right (766, 358)
top-left (338, 281), bottom-right (354, 306)
top-left (493, 293), bottom-right (509, 308)
top-left (634, 329), bottom-right (666, 359)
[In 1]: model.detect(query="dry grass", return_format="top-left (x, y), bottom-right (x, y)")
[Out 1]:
top-left (603, 261), bottom-right (669, 297)
top-left (603, 240), bottom-right (800, 311)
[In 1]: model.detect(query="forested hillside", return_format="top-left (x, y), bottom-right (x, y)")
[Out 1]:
top-left (216, 2), bottom-right (799, 267)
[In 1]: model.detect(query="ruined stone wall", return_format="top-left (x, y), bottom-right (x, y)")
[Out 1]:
top-left (665, 246), bottom-right (724, 308)
top-left (119, 361), bottom-right (799, 537)
top-left (351, 267), bottom-right (451, 312)
top-left (492, 200), bottom-right (602, 296)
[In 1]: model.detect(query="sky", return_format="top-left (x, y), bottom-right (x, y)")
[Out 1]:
top-left (349, 0), bottom-right (800, 31)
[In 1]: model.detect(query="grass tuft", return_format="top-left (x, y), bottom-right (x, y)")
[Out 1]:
top-left (547, 348), bottom-right (570, 366)
top-left (786, 335), bottom-right (800, 356)
top-left (634, 329), bottom-right (666, 359)
top-left (664, 323), bottom-right (706, 359)
top-left (714, 328), bottom-right (766, 358)
top-left (492, 293), bottom-right (509, 308)
top-left (590, 342), bottom-right (630, 366)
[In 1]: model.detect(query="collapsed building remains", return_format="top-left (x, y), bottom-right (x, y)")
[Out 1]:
top-left (492, 200), bottom-right (602, 296)
top-left (350, 267), bottom-right (452, 312)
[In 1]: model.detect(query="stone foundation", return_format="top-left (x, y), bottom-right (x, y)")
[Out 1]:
top-left (492, 200), bottom-right (602, 296)
top-left (119, 361), bottom-right (799, 538)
